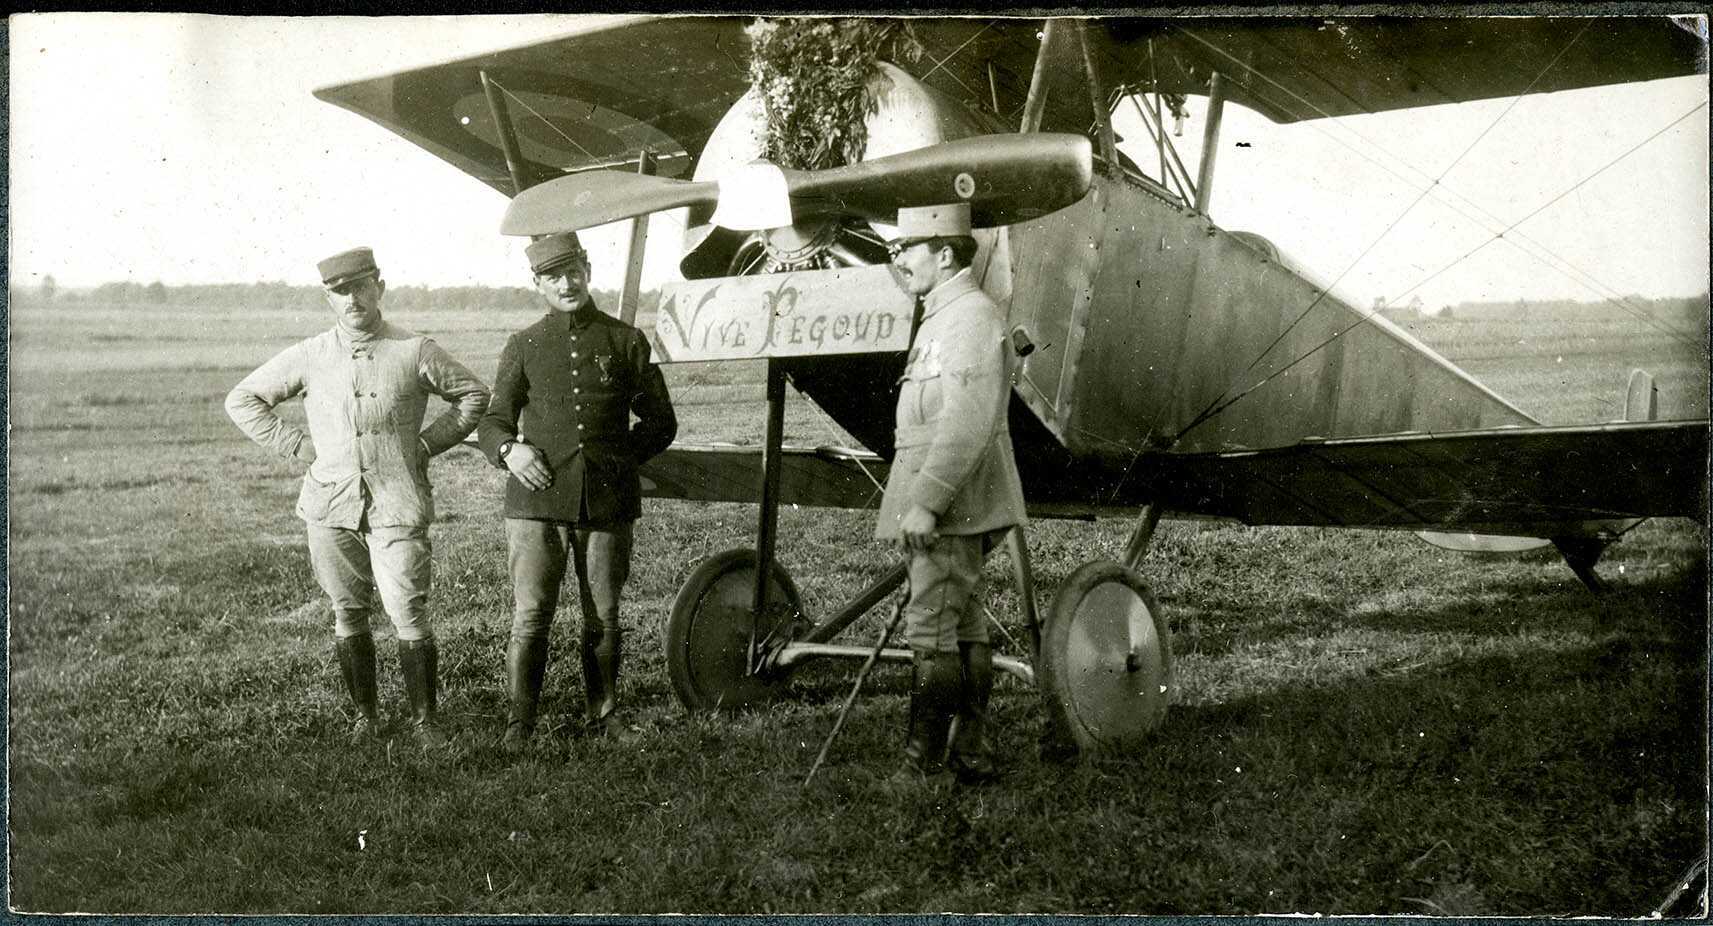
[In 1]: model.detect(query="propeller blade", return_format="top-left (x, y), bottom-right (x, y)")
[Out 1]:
top-left (500, 171), bottom-right (718, 236)
top-left (783, 132), bottom-right (1094, 227)
top-left (501, 132), bottom-right (1094, 237)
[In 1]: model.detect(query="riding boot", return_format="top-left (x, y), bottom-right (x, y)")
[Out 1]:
top-left (897, 648), bottom-right (959, 784)
top-left (335, 633), bottom-right (380, 740)
top-left (948, 642), bottom-right (999, 783)
top-left (398, 638), bottom-right (449, 746)
top-left (584, 627), bottom-right (623, 734)
top-left (503, 636), bottom-right (549, 752)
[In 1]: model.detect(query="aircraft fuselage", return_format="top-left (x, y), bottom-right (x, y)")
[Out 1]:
top-left (787, 168), bottom-right (1540, 510)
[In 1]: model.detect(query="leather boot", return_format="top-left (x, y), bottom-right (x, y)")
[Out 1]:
top-left (503, 636), bottom-right (548, 752)
top-left (398, 638), bottom-right (449, 746)
top-left (896, 649), bottom-right (959, 785)
top-left (948, 642), bottom-right (999, 783)
top-left (335, 633), bottom-right (380, 740)
top-left (583, 626), bottom-right (623, 734)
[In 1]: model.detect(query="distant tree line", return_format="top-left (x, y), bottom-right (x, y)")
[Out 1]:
top-left (1374, 292), bottom-right (1707, 331)
top-left (1445, 293), bottom-right (1706, 319)
top-left (18, 280), bottom-right (661, 316)
top-left (1443, 294), bottom-right (1708, 335)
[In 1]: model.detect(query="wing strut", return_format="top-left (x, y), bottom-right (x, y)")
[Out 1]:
top-left (1193, 72), bottom-right (1227, 214)
top-left (1077, 22), bottom-right (1120, 166)
top-left (478, 70), bottom-right (529, 196)
top-left (618, 151), bottom-right (657, 326)
top-left (1020, 19), bottom-right (1063, 132)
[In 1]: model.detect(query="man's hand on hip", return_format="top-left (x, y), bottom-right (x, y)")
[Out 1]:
top-left (504, 442), bottom-right (554, 491)
top-left (899, 504), bottom-right (939, 553)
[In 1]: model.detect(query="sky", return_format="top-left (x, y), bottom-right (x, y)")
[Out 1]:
top-left (8, 13), bottom-right (1709, 309)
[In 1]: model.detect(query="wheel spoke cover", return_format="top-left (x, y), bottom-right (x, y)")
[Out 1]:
top-left (1040, 560), bottom-right (1173, 751)
top-left (666, 548), bottom-right (804, 711)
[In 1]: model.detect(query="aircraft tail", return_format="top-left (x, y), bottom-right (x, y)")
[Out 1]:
top-left (1415, 371), bottom-right (1662, 564)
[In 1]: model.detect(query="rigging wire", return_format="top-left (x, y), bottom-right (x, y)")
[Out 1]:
top-left (1170, 22), bottom-right (1703, 356)
top-left (916, 21), bottom-right (991, 94)
top-left (1092, 21), bottom-right (1696, 503)
top-left (491, 78), bottom-right (601, 163)
top-left (1200, 66), bottom-right (1706, 351)
top-left (1170, 97), bottom-right (1712, 445)
top-left (1368, 99), bottom-right (1709, 352)
top-left (1170, 19), bottom-right (1597, 442)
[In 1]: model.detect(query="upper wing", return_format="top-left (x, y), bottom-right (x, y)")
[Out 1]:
top-left (1107, 17), bottom-right (1707, 124)
top-left (313, 17), bottom-right (752, 195)
top-left (314, 17), bottom-right (1705, 196)
top-left (1133, 419), bottom-right (1708, 535)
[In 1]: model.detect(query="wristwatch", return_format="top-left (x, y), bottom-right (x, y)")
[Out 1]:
top-left (498, 439), bottom-right (516, 462)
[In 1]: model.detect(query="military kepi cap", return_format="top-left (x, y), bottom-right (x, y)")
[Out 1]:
top-left (318, 247), bottom-right (379, 287)
top-left (527, 232), bottom-right (587, 273)
top-left (891, 202), bottom-right (973, 240)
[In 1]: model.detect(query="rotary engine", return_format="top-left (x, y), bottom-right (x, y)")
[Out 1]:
top-left (680, 63), bottom-right (1006, 279)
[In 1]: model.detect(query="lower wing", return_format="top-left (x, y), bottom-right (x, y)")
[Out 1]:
top-left (640, 420), bottom-right (1707, 538)
top-left (1137, 419), bottom-right (1708, 536)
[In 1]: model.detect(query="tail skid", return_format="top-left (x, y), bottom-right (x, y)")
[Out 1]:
top-left (1418, 369), bottom-right (1668, 592)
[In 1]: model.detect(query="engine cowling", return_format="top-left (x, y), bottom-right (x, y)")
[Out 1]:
top-left (680, 62), bottom-right (1005, 279)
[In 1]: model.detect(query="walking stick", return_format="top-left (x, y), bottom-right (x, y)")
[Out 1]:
top-left (803, 590), bottom-right (909, 787)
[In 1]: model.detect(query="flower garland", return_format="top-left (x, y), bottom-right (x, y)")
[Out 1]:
top-left (745, 18), bottom-right (922, 172)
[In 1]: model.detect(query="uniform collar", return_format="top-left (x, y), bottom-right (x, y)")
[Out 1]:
top-left (921, 267), bottom-right (977, 319)
top-left (557, 299), bottom-right (604, 330)
top-left (333, 320), bottom-right (393, 349)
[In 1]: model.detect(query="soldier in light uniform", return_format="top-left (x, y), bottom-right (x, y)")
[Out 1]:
top-left (226, 247), bottom-right (491, 745)
top-left (478, 232), bottom-right (677, 749)
top-left (878, 203), bottom-right (1027, 784)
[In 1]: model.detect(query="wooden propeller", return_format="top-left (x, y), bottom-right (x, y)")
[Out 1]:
top-left (500, 132), bottom-right (1094, 236)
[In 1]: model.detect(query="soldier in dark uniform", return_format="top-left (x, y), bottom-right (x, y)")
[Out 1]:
top-left (478, 231), bottom-right (677, 749)
top-left (878, 203), bottom-right (1027, 785)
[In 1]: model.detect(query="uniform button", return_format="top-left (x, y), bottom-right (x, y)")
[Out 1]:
top-left (571, 352), bottom-right (579, 359)
top-left (370, 392), bottom-right (377, 397)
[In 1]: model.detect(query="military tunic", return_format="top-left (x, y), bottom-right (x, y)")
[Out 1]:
top-left (876, 270), bottom-right (1026, 540)
top-left (478, 301), bottom-right (677, 525)
top-left (226, 321), bottom-right (490, 639)
top-left (875, 269), bottom-right (1027, 654)
top-left (227, 322), bottom-right (491, 529)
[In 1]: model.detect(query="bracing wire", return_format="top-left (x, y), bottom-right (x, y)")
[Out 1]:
top-left (1199, 65), bottom-right (1706, 351)
top-left (1169, 20), bottom-right (1598, 446)
top-left (1365, 100), bottom-right (1709, 352)
top-left (492, 78), bottom-right (600, 163)
top-left (1171, 96), bottom-right (1712, 447)
top-left (1091, 21), bottom-right (1698, 504)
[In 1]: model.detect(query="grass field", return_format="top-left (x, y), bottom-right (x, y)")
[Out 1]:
top-left (7, 297), bottom-right (1707, 914)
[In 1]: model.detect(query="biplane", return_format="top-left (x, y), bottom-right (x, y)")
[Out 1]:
top-left (315, 15), bottom-right (1709, 753)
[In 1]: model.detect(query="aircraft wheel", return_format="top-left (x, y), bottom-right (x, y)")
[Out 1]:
top-left (666, 547), bottom-right (806, 712)
top-left (1039, 560), bottom-right (1173, 753)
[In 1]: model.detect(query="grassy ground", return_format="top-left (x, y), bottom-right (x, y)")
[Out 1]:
top-left (7, 298), bottom-right (1707, 914)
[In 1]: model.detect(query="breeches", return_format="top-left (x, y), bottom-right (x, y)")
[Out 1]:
top-left (305, 522), bottom-right (433, 642)
top-left (506, 518), bottom-right (633, 641)
top-left (903, 528), bottom-right (1007, 654)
